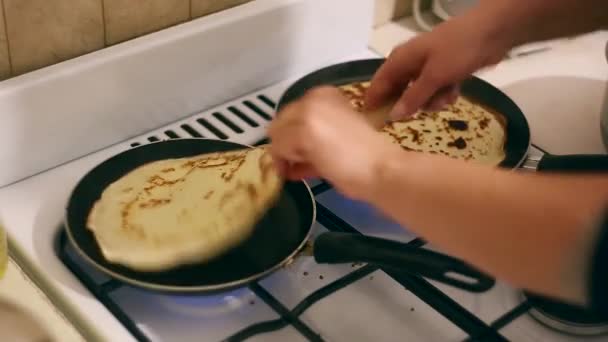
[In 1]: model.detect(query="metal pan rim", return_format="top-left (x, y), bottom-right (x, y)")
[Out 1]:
top-left (275, 57), bottom-right (386, 113)
top-left (64, 138), bottom-right (317, 293)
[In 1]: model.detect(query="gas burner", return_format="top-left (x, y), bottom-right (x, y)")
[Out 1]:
top-left (523, 292), bottom-right (608, 336)
top-left (157, 287), bottom-right (257, 318)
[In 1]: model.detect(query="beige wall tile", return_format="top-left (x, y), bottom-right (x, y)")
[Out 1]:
top-left (104, 0), bottom-right (190, 45)
top-left (0, 4), bottom-right (11, 80)
top-left (191, 0), bottom-right (252, 18)
top-left (4, 0), bottom-right (104, 75)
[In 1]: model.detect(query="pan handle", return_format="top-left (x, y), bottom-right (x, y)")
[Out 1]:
top-left (536, 154), bottom-right (608, 173)
top-left (313, 232), bottom-right (495, 292)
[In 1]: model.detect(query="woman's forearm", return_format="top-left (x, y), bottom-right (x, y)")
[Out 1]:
top-left (475, 0), bottom-right (608, 49)
top-left (367, 151), bottom-right (608, 306)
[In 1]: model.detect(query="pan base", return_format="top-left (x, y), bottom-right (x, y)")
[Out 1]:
top-left (523, 292), bottom-right (608, 336)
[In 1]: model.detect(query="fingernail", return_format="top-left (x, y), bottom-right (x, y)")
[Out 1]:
top-left (390, 103), bottom-right (408, 120)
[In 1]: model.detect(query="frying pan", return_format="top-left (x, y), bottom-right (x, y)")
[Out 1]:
top-left (277, 58), bottom-right (608, 172)
top-left (65, 138), bottom-right (495, 294)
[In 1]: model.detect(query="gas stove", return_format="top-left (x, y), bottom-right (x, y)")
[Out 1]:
top-left (0, 0), bottom-right (606, 341)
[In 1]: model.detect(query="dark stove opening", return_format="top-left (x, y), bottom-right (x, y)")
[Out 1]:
top-left (524, 291), bottom-right (608, 336)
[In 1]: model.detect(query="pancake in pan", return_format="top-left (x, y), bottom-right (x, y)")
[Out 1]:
top-left (86, 146), bottom-right (283, 272)
top-left (338, 81), bottom-right (507, 166)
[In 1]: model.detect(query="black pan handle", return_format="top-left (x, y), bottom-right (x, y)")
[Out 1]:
top-left (313, 232), bottom-right (494, 292)
top-left (537, 154), bottom-right (608, 173)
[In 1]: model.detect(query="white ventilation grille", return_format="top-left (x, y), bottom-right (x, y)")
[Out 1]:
top-left (128, 92), bottom-right (280, 148)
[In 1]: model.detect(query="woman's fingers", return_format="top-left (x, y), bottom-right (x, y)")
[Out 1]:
top-left (284, 162), bottom-right (319, 180)
top-left (271, 157), bottom-right (289, 177)
top-left (365, 40), bottom-right (426, 110)
top-left (267, 105), bottom-right (309, 164)
top-left (424, 84), bottom-right (460, 112)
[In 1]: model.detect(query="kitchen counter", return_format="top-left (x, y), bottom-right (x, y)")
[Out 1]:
top-left (0, 258), bottom-right (84, 341)
top-left (0, 239), bottom-right (100, 342)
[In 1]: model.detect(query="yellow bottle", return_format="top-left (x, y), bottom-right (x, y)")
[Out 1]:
top-left (0, 222), bottom-right (7, 280)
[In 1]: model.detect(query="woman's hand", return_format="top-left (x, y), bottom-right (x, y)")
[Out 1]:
top-left (365, 6), bottom-right (511, 120)
top-left (268, 86), bottom-right (402, 200)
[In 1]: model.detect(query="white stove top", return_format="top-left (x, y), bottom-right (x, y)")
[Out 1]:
top-left (0, 0), bottom-right (606, 340)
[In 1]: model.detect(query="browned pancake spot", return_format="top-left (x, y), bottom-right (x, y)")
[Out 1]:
top-left (447, 120), bottom-right (468, 131)
top-left (139, 198), bottom-right (171, 209)
top-left (447, 137), bottom-right (467, 150)
top-left (479, 118), bottom-right (490, 129)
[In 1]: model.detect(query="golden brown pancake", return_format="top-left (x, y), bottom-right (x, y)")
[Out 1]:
top-left (86, 146), bottom-right (283, 272)
top-left (337, 81), bottom-right (507, 166)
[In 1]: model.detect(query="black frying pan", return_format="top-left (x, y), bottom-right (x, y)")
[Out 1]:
top-left (277, 58), bottom-right (608, 173)
top-left (65, 138), bottom-right (495, 294)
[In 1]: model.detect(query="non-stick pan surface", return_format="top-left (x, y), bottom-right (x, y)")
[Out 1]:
top-left (277, 58), bottom-right (531, 169)
top-left (65, 139), bottom-right (315, 293)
